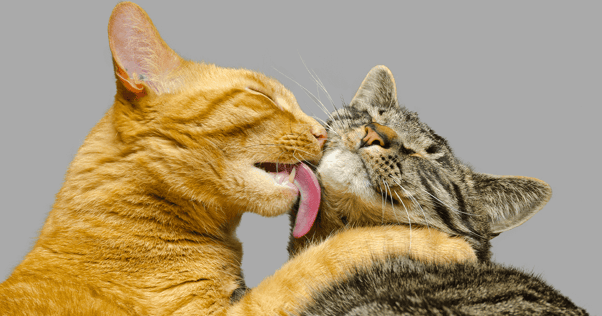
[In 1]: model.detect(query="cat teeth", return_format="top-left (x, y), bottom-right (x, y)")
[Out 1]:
top-left (289, 166), bottom-right (297, 183)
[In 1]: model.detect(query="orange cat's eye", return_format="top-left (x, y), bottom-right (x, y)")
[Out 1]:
top-left (246, 87), bottom-right (283, 111)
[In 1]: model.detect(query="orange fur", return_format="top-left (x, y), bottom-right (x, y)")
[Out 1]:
top-left (0, 3), bottom-right (458, 315)
top-left (0, 2), bottom-right (322, 315)
top-left (231, 227), bottom-right (475, 315)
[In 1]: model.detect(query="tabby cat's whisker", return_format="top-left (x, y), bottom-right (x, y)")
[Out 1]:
top-left (380, 180), bottom-right (390, 211)
top-left (380, 180), bottom-right (386, 225)
top-left (390, 177), bottom-right (432, 235)
top-left (393, 191), bottom-right (412, 253)
top-left (383, 179), bottom-right (405, 233)
top-left (382, 179), bottom-right (412, 251)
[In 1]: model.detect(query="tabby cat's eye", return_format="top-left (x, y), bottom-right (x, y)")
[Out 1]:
top-left (426, 145), bottom-right (438, 154)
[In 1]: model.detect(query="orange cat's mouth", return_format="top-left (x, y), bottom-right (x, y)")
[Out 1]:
top-left (254, 162), bottom-right (321, 238)
top-left (254, 163), bottom-right (299, 185)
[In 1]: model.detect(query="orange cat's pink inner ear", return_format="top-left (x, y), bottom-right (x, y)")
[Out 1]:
top-left (107, 2), bottom-right (181, 96)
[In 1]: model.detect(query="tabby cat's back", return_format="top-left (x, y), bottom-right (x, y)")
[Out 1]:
top-left (298, 257), bottom-right (587, 316)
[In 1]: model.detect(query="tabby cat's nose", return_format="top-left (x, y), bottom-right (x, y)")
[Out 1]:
top-left (360, 123), bottom-right (397, 149)
top-left (312, 125), bottom-right (327, 149)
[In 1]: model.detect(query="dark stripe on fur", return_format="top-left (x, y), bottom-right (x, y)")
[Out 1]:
top-left (297, 257), bottom-right (588, 316)
top-left (419, 173), bottom-right (464, 235)
top-left (451, 182), bottom-right (476, 236)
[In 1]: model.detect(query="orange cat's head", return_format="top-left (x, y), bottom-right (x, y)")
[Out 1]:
top-left (59, 2), bottom-right (326, 235)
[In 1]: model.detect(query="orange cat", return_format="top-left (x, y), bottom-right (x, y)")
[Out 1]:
top-left (0, 2), bottom-right (475, 315)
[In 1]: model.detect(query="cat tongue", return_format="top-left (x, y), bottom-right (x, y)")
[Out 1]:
top-left (292, 163), bottom-right (320, 238)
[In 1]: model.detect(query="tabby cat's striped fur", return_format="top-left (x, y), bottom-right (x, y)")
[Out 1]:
top-left (288, 66), bottom-right (587, 315)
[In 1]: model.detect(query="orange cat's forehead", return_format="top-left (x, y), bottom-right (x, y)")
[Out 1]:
top-left (177, 62), bottom-right (303, 115)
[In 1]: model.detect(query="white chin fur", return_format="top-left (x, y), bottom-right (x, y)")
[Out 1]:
top-left (317, 149), bottom-right (375, 200)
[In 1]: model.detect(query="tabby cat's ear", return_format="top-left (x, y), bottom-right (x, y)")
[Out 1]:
top-left (108, 2), bottom-right (182, 97)
top-left (472, 173), bottom-right (552, 234)
top-left (349, 65), bottom-right (399, 110)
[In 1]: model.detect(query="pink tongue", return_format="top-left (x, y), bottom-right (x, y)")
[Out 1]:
top-left (292, 163), bottom-right (321, 238)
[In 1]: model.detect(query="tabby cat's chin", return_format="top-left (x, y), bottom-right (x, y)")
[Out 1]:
top-left (317, 148), bottom-right (373, 199)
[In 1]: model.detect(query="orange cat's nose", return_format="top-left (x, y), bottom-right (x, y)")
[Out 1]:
top-left (311, 125), bottom-right (327, 149)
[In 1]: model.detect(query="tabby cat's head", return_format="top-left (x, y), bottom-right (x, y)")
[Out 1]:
top-left (93, 2), bottom-right (326, 223)
top-left (289, 66), bottom-right (551, 261)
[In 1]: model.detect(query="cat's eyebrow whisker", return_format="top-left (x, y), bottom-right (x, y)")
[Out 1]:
top-left (312, 116), bottom-right (341, 137)
top-left (300, 57), bottom-right (336, 111)
top-left (299, 56), bottom-right (346, 131)
top-left (272, 67), bottom-right (332, 118)
top-left (296, 58), bottom-right (349, 131)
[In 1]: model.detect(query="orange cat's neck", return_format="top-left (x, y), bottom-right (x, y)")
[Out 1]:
top-left (35, 108), bottom-right (243, 260)
top-left (8, 108), bottom-right (245, 312)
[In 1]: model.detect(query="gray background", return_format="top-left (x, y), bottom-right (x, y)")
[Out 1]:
top-left (0, 1), bottom-right (599, 314)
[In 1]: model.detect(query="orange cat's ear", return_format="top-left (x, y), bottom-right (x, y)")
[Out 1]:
top-left (108, 2), bottom-right (182, 97)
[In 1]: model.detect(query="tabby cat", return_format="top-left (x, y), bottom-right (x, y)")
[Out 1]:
top-left (0, 3), bottom-right (464, 315)
top-left (287, 66), bottom-right (588, 315)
